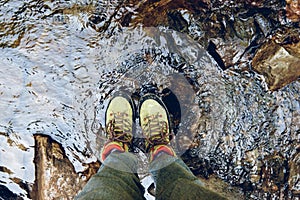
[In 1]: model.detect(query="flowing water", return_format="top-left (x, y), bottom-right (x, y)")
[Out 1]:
top-left (0, 0), bottom-right (299, 199)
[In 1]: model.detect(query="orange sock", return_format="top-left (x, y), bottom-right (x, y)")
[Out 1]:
top-left (101, 141), bottom-right (129, 162)
top-left (150, 145), bottom-right (176, 161)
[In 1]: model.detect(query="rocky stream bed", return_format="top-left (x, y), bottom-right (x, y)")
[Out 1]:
top-left (0, 0), bottom-right (299, 199)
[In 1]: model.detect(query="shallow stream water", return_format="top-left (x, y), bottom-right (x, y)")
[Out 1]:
top-left (0, 0), bottom-right (299, 199)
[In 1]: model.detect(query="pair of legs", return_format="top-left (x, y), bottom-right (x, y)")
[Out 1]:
top-left (75, 93), bottom-right (226, 200)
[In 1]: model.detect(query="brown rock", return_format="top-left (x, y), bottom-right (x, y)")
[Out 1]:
top-left (31, 134), bottom-right (100, 200)
top-left (132, 0), bottom-right (210, 27)
top-left (259, 152), bottom-right (287, 193)
top-left (289, 145), bottom-right (300, 196)
top-left (252, 31), bottom-right (300, 90)
top-left (208, 38), bottom-right (247, 69)
top-left (197, 175), bottom-right (244, 200)
top-left (286, 0), bottom-right (300, 22)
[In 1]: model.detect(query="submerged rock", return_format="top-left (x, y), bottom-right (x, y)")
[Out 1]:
top-left (197, 175), bottom-right (244, 200)
top-left (286, 0), bottom-right (300, 22)
top-left (31, 135), bottom-right (100, 200)
top-left (289, 145), bottom-right (300, 196)
top-left (252, 28), bottom-right (300, 90)
top-left (0, 185), bottom-right (23, 200)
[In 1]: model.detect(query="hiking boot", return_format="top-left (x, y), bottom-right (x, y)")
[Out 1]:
top-left (101, 93), bottom-right (135, 161)
top-left (139, 94), bottom-right (175, 160)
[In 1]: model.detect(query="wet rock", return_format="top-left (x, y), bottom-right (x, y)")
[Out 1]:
top-left (204, 2), bottom-right (285, 69)
top-left (208, 38), bottom-right (248, 70)
top-left (0, 185), bottom-right (23, 200)
top-left (121, 12), bottom-right (134, 27)
top-left (286, 0), bottom-right (300, 22)
top-left (90, 0), bottom-right (288, 70)
top-left (259, 152), bottom-right (288, 194)
top-left (197, 175), bottom-right (245, 200)
top-left (32, 134), bottom-right (100, 200)
top-left (254, 14), bottom-right (273, 37)
top-left (202, 13), bottom-right (258, 70)
top-left (132, 0), bottom-right (210, 27)
top-left (289, 145), bottom-right (300, 196)
top-left (132, 0), bottom-right (288, 71)
top-left (252, 28), bottom-right (300, 90)
top-left (167, 10), bottom-right (189, 33)
top-left (233, 17), bottom-right (256, 42)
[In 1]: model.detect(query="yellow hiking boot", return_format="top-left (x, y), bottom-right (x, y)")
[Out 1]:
top-left (101, 93), bottom-right (135, 161)
top-left (139, 94), bottom-right (175, 160)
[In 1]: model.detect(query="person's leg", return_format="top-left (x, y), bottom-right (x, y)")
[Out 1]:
top-left (75, 151), bottom-right (145, 200)
top-left (76, 93), bottom-right (145, 200)
top-left (139, 93), bottom-right (227, 200)
top-left (150, 151), bottom-right (227, 200)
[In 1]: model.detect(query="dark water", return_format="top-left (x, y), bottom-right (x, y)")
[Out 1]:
top-left (0, 0), bottom-right (299, 199)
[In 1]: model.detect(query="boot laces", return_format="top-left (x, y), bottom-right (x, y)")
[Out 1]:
top-left (106, 112), bottom-right (132, 143)
top-left (143, 113), bottom-right (170, 146)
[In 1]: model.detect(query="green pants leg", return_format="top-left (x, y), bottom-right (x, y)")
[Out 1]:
top-left (75, 152), bottom-right (145, 200)
top-left (150, 153), bottom-right (227, 200)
